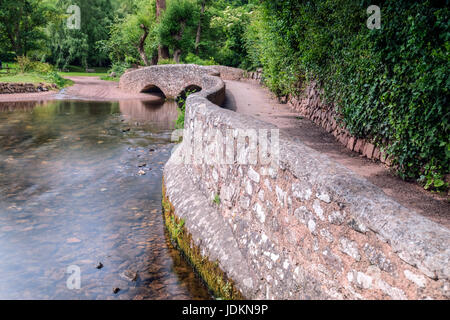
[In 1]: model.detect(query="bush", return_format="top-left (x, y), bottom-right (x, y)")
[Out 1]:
top-left (109, 61), bottom-right (130, 77)
top-left (16, 56), bottom-right (34, 73)
top-left (43, 71), bottom-right (70, 88)
top-left (183, 53), bottom-right (216, 66)
top-left (158, 58), bottom-right (178, 65)
top-left (15, 56), bottom-right (55, 74)
top-left (31, 61), bottom-right (54, 74)
top-left (248, 0), bottom-right (449, 190)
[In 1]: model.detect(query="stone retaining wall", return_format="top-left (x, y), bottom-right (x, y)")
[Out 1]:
top-left (0, 82), bottom-right (55, 94)
top-left (246, 68), bottom-right (263, 82)
top-left (163, 66), bottom-right (449, 300)
top-left (210, 65), bottom-right (245, 81)
top-left (287, 82), bottom-right (390, 164)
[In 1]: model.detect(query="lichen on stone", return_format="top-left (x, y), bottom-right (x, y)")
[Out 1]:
top-left (162, 181), bottom-right (244, 300)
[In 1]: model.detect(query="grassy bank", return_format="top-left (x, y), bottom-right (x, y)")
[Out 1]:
top-left (0, 73), bottom-right (51, 84)
top-left (0, 62), bottom-right (73, 89)
top-left (0, 72), bottom-right (73, 89)
top-left (58, 65), bottom-right (109, 78)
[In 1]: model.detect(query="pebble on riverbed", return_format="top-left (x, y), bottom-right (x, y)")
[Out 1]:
top-left (120, 270), bottom-right (139, 282)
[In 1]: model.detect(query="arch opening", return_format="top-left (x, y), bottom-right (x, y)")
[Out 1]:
top-left (176, 85), bottom-right (202, 107)
top-left (140, 84), bottom-right (166, 99)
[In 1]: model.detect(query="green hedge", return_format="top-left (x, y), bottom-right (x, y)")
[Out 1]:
top-left (246, 0), bottom-right (449, 190)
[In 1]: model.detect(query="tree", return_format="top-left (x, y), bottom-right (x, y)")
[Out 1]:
top-left (45, 0), bottom-right (115, 68)
top-left (100, 0), bottom-right (158, 67)
top-left (138, 24), bottom-right (150, 65)
top-left (156, 0), bottom-right (169, 61)
top-left (210, 3), bottom-right (252, 67)
top-left (158, 0), bottom-right (199, 63)
top-left (194, 0), bottom-right (207, 54)
top-left (0, 0), bottom-right (56, 57)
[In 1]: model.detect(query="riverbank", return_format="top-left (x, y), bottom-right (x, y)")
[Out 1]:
top-left (0, 98), bottom-right (210, 300)
top-left (0, 76), bottom-right (164, 103)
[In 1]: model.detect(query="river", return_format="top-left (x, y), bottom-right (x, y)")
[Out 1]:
top-left (0, 99), bottom-right (211, 300)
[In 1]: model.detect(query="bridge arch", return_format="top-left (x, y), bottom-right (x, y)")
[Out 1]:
top-left (140, 84), bottom-right (166, 98)
top-left (119, 64), bottom-right (220, 100)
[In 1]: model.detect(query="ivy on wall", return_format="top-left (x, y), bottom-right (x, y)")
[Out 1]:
top-left (245, 0), bottom-right (449, 190)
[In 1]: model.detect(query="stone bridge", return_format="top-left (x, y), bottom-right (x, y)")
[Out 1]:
top-left (119, 64), bottom-right (226, 100)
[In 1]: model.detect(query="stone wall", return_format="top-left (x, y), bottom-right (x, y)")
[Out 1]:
top-left (0, 82), bottom-right (55, 94)
top-left (246, 68), bottom-right (263, 82)
top-left (210, 65), bottom-right (245, 81)
top-left (287, 82), bottom-right (390, 164)
top-left (163, 66), bottom-right (449, 300)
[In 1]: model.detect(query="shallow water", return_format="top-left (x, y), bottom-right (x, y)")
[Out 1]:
top-left (0, 99), bottom-right (211, 300)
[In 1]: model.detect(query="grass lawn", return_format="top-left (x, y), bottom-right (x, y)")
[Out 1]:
top-left (0, 73), bottom-right (52, 84)
top-left (59, 71), bottom-right (109, 77)
top-left (0, 64), bottom-right (117, 86)
top-left (59, 65), bottom-right (109, 78)
top-left (99, 75), bottom-right (120, 82)
top-left (0, 72), bottom-right (73, 88)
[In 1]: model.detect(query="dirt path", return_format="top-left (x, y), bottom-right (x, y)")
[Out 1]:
top-left (0, 76), bottom-right (163, 102)
top-left (224, 79), bottom-right (449, 228)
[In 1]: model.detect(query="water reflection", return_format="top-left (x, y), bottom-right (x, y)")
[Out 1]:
top-left (0, 100), bottom-right (211, 300)
top-left (119, 100), bottom-right (178, 130)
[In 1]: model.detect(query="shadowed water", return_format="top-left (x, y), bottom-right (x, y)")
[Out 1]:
top-left (0, 99), bottom-right (211, 300)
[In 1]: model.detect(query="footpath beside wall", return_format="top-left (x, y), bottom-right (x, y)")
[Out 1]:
top-left (162, 66), bottom-right (449, 300)
top-left (287, 82), bottom-right (390, 164)
top-left (243, 71), bottom-right (389, 164)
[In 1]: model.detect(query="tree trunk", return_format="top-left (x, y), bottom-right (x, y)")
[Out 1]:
top-left (173, 49), bottom-right (181, 63)
top-left (156, 0), bottom-right (166, 17)
top-left (138, 24), bottom-right (150, 66)
top-left (156, 0), bottom-right (169, 61)
top-left (150, 53), bottom-right (159, 66)
top-left (173, 22), bottom-right (186, 63)
top-left (158, 46), bottom-right (170, 61)
top-left (195, 0), bottom-right (206, 54)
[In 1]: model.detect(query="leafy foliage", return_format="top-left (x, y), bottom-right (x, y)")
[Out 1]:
top-left (183, 53), bottom-right (216, 65)
top-left (46, 0), bottom-right (115, 68)
top-left (210, 4), bottom-right (253, 68)
top-left (98, 0), bottom-right (158, 67)
top-left (157, 0), bottom-right (199, 61)
top-left (246, 0), bottom-right (449, 189)
top-left (0, 0), bottom-right (57, 57)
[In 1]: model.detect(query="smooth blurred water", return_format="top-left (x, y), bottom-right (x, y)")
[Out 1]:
top-left (0, 99), bottom-right (211, 300)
